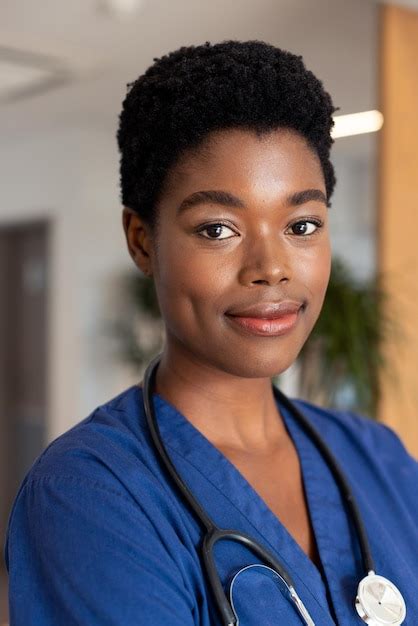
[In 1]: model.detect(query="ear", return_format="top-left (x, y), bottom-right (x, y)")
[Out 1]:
top-left (121, 207), bottom-right (153, 276)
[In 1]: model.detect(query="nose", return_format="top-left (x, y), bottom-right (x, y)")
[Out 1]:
top-left (238, 231), bottom-right (291, 286)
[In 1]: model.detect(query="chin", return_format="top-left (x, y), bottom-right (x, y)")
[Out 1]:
top-left (213, 347), bottom-right (301, 380)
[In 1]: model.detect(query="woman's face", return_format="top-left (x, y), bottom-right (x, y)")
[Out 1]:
top-left (127, 127), bottom-right (332, 379)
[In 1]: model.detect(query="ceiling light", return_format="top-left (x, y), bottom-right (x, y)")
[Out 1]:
top-left (331, 110), bottom-right (384, 139)
top-left (98, 0), bottom-right (145, 18)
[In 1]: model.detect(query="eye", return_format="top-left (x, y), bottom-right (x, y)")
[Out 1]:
top-left (286, 219), bottom-right (323, 236)
top-left (196, 222), bottom-right (236, 240)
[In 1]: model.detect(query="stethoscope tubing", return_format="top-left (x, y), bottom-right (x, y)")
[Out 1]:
top-left (142, 352), bottom-right (375, 626)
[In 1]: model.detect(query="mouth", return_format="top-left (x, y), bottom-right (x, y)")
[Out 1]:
top-left (224, 301), bottom-right (304, 337)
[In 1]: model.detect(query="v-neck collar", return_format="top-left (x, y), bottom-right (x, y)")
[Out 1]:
top-left (138, 384), bottom-right (361, 624)
top-left (283, 399), bottom-right (362, 625)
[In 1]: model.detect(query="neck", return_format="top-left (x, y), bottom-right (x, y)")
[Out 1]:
top-left (144, 348), bottom-right (289, 453)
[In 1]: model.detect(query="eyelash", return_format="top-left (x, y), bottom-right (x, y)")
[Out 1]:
top-left (196, 218), bottom-right (324, 241)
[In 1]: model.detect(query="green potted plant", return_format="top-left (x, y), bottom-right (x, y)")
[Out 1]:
top-left (297, 258), bottom-right (399, 416)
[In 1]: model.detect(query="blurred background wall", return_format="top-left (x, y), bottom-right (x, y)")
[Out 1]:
top-left (1, 0), bottom-right (417, 621)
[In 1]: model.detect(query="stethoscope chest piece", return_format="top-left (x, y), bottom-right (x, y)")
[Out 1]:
top-left (355, 571), bottom-right (406, 626)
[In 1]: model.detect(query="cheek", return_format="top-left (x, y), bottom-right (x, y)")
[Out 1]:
top-left (154, 234), bottom-right (229, 328)
top-left (299, 244), bottom-right (332, 312)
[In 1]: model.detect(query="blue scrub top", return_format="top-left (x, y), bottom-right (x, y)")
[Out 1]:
top-left (4, 384), bottom-right (418, 625)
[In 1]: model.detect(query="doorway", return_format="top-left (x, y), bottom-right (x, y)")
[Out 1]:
top-left (0, 219), bottom-right (50, 624)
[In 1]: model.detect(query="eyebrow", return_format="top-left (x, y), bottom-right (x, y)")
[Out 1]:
top-left (176, 188), bottom-right (328, 214)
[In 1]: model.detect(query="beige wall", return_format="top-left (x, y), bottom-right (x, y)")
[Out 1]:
top-left (378, 4), bottom-right (418, 457)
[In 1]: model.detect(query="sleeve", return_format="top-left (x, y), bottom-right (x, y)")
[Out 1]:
top-left (5, 475), bottom-right (197, 626)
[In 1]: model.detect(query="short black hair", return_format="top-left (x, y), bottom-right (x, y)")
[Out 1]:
top-left (117, 39), bottom-right (338, 233)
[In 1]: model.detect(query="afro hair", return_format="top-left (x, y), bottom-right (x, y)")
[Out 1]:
top-left (117, 39), bottom-right (338, 232)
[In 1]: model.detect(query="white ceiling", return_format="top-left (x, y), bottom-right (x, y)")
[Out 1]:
top-left (0, 0), bottom-right (415, 158)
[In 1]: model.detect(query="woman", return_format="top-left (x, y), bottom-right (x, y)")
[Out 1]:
top-left (5, 40), bottom-right (418, 625)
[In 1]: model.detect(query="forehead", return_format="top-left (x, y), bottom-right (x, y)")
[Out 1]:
top-left (163, 127), bottom-right (325, 202)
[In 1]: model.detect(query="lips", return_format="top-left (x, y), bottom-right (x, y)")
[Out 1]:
top-left (224, 300), bottom-right (304, 337)
top-left (225, 300), bottom-right (303, 319)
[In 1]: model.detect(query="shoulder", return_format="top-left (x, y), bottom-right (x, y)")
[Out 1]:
top-left (5, 383), bottom-right (193, 567)
top-left (8, 384), bottom-right (172, 523)
top-left (292, 397), bottom-right (413, 454)
top-left (21, 384), bottom-right (150, 482)
top-left (290, 397), bottom-right (418, 492)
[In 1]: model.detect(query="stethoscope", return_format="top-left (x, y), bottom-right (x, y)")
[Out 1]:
top-left (142, 353), bottom-right (407, 626)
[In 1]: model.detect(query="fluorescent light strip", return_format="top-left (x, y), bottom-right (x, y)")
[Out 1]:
top-left (331, 110), bottom-right (384, 139)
